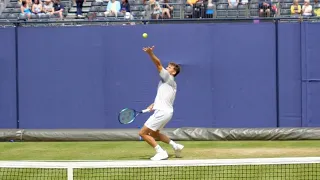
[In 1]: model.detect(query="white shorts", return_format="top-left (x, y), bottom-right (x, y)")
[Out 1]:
top-left (144, 110), bottom-right (173, 131)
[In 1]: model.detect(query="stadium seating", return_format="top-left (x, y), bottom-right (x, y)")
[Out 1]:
top-left (0, 0), bottom-right (319, 21)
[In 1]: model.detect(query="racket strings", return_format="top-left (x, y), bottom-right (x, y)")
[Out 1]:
top-left (119, 109), bottom-right (136, 124)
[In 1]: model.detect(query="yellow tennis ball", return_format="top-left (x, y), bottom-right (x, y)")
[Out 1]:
top-left (142, 33), bottom-right (148, 38)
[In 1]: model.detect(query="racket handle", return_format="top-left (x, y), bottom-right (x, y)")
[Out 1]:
top-left (141, 109), bottom-right (150, 113)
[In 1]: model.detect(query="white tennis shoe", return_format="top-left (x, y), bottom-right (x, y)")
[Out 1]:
top-left (173, 144), bottom-right (184, 158)
top-left (150, 150), bottom-right (168, 161)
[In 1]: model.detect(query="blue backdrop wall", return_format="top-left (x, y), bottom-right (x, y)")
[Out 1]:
top-left (278, 23), bottom-right (302, 127)
top-left (301, 23), bottom-right (320, 127)
top-left (0, 22), bottom-right (319, 129)
top-left (0, 27), bottom-right (17, 128)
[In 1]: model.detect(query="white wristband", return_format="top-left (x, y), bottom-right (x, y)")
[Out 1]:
top-left (142, 109), bottom-right (150, 113)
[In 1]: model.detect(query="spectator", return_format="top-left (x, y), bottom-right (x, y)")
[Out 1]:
top-left (206, 0), bottom-right (214, 18)
top-left (314, 0), bottom-right (320, 16)
top-left (228, 0), bottom-right (238, 8)
top-left (149, 0), bottom-right (162, 19)
top-left (302, 0), bottom-right (312, 16)
top-left (74, 0), bottom-right (85, 18)
top-left (32, 0), bottom-right (43, 15)
top-left (53, 0), bottom-right (64, 20)
top-left (121, 0), bottom-right (134, 19)
top-left (161, 0), bottom-right (173, 18)
top-left (290, 0), bottom-right (301, 16)
top-left (43, 0), bottom-right (54, 14)
top-left (20, 0), bottom-right (32, 19)
top-left (259, 0), bottom-right (272, 17)
top-left (120, 0), bottom-right (130, 13)
top-left (104, 0), bottom-right (121, 17)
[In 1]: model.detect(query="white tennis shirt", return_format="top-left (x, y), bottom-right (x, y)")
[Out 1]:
top-left (152, 68), bottom-right (177, 113)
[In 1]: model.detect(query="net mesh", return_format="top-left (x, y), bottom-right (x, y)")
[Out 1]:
top-left (0, 168), bottom-right (67, 179)
top-left (0, 157), bottom-right (319, 180)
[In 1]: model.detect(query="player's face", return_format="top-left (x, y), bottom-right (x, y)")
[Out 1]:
top-left (166, 65), bottom-right (176, 76)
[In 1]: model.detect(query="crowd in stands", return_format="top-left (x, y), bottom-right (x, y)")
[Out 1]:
top-left (185, 0), bottom-right (320, 18)
top-left (18, 0), bottom-right (64, 19)
top-left (0, 0), bottom-right (320, 20)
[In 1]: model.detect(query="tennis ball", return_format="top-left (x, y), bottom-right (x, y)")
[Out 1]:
top-left (142, 33), bottom-right (148, 38)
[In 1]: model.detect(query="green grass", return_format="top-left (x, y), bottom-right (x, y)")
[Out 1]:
top-left (0, 141), bottom-right (320, 160)
top-left (0, 141), bottom-right (319, 179)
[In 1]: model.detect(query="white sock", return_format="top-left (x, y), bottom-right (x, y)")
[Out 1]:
top-left (169, 140), bottom-right (177, 148)
top-left (154, 145), bottom-right (164, 153)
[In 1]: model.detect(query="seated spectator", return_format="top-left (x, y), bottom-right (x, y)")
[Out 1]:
top-left (302, 0), bottom-right (312, 16)
top-left (121, 0), bottom-right (130, 12)
top-left (43, 0), bottom-right (54, 14)
top-left (53, 0), bottom-right (64, 19)
top-left (291, 0), bottom-right (301, 16)
top-left (259, 0), bottom-right (272, 17)
top-left (228, 0), bottom-right (239, 8)
top-left (104, 0), bottom-right (121, 17)
top-left (32, 0), bottom-right (43, 15)
top-left (314, 0), bottom-right (320, 16)
top-left (161, 0), bottom-right (173, 19)
top-left (121, 0), bottom-right (134, 20)
top-left (20, 0), bottom-right (32, 19)
top-left (149, 0), bottom-right (162, 19)
top-left (206, 0), bottom-right (214, 18)
top-left (121, 0), bottom-right (131, 16)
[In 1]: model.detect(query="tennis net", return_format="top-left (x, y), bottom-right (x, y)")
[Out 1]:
top-left (0, 157), bottom-right (319, 180)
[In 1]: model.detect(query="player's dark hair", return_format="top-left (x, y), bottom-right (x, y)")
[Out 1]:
top-left (169, 62), bottom-right (180, 77)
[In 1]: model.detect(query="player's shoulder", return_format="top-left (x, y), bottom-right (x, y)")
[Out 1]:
top-left (167, 77), bottom-right (177, 86)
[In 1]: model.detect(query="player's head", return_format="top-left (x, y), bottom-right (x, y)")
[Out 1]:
top-left (166, 62), bottom-right (180, 77)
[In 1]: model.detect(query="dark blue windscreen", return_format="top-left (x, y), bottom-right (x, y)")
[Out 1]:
top-left (278, 23), bottom-right (302, 127)
top-left (301, 22), bottom-right (320, 127)
top-left (0, 27), bottom-right (17, 128)
top-left (210, 23), bottom-right (277, 128)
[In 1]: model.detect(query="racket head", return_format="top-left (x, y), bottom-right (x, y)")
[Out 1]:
top-left (118, 108), bottom-right (138, 124)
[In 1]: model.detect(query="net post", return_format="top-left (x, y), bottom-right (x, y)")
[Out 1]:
top-left (67, 167), bottom-right (74, 180)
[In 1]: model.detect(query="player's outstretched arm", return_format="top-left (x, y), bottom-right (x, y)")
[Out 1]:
top-left (142, 46), bottom-right (163, 72)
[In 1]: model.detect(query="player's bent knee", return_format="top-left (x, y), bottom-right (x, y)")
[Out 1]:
top-left (139, 129), bottom-right (147, 137)
top-left (139, 126), bottom-right (153, 137)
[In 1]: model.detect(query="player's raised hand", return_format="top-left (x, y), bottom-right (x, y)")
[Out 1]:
top-left (142, 46), bottom-right (155, 54)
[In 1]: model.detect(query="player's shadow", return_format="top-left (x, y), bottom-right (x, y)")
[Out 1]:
top-left (137, 154), bottom-right (180, 160)
top-left (136, 155), bottom-right (152, 160)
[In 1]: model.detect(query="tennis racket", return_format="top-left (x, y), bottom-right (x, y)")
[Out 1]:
top-left (118, 108), bottom-right (150, 124)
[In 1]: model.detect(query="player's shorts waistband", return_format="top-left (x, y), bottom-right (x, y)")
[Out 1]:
top-left (153, 109), bottom-right (174, 113)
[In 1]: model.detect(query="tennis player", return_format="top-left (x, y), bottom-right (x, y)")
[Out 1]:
top-left (139, 46), bottom-right (184, 161)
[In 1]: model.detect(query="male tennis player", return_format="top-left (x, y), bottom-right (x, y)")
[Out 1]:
top-left (139, 46), bottom-right (184, 161)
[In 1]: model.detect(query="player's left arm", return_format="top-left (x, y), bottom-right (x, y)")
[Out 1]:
top-left (143, 46), bottom-right (170, 81)
top-left (143, 46), bottom-right (163, 72)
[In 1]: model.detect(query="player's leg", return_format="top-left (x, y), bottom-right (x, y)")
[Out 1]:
top-left (139, 112), bottom-right (169, 160)
top-left (139, 126), bottom-right (158, 148)
top-left (149, 114), bottom-right (184, 158)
